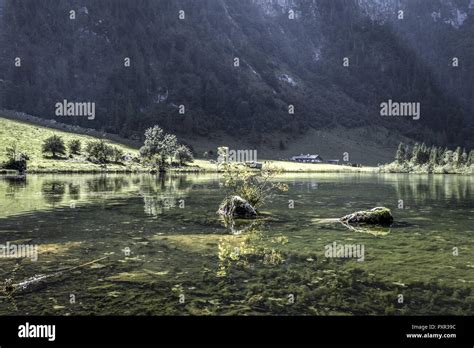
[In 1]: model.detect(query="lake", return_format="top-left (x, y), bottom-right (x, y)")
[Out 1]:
top-left (0, 173), bottom-right (472, 315)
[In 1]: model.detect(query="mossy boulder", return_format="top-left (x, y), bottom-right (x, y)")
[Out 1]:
top-left (217, 195), bottom-right (257, 219)
top-left (340, 207), bottom-right (393, 226)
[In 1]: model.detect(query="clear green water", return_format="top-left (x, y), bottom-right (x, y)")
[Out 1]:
top-left (0, 173), bottom-right (472, 315)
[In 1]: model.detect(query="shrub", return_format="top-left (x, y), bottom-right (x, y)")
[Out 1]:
top-left (85, 140), bottom-right (111, 163)
top-left (85, 140), bottom-right (123, 164)
top-left (110, 147), bottom-right (124, 163)
top-left (3, 144), bottom-right (29, 173)
top-left (42, 135), bottom-right (66, 158)
top-left (68, 139), bottom-right (82, 155)
top-left (221, 162), bottom-right (288, 209)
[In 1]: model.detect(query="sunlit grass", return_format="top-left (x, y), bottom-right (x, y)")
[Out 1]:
top-left (0, 116), bottom-right (377, 173)
top-left (0, 117), bottom-right (139, 173)
top-left (192, 159), bottom-right (376, 173)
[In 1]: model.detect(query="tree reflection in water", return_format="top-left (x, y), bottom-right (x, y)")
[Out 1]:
top-left (217, 220), bottom-right (288, 277)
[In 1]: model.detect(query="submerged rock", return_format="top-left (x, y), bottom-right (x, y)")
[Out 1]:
top-left (340, 207), bottom-right (393, 226)
top-left (217, 195), bottom-right (257, 219)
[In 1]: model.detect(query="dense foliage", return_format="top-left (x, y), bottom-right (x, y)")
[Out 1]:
top-left (175, 144), bottom-right (194, 166)
top-left (1, 144), bottom-right (29, 172)
top-left (385, 141), bottom-right (473, 173)
top-left (85, 139), bottom-right (124, 164)
top-left (139, 125), bottom-right (193, 169)
top-left (221, 162), bottom-right (288, 209)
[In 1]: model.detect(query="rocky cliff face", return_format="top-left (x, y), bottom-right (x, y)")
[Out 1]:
top-left (252, 0), bottom-right (296, 16)
top-left (357, 0), bottom-right (473, 27)
top-left (254, 0), bottom-right (473, 26)
top-left (0, 0), bottom-right (472, 148)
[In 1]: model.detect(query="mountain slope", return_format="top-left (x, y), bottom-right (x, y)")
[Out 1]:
top-left (0, 0), bottom-right (472, 149)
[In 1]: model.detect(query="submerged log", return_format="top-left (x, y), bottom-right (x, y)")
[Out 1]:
top-left (5, 256), bottom-right (109, 294)
top-left (217, 195), bottom-right (257, 219)
top-left (340, 207), bottom-right (393, 226)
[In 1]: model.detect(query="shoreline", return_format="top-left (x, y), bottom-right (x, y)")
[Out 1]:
top-left (2, 167), bottom-right (472, 176)
top-left (1, 169), bottom-right (377, 175)
top-left (2, 160), bottom-right (472, 176)
top-left (1, 160), bottom-right (379, 175)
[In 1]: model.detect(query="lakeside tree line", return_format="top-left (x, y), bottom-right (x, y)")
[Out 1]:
top-left (40, 135), bottom-right (126, 164)
top-left (393, 142), bottom-right (473, 172)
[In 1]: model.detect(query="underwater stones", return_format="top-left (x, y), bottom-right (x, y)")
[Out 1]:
top-left (248, 294), bottom-right (265, 306)
top-left (217, 195), bottom-right (257, 219)
top-left (340, 207), bottom-right (393, 226)
top-left (220, 216), bottom-right (264, 235)
top-left (105, 270), bottom-right (164, 284)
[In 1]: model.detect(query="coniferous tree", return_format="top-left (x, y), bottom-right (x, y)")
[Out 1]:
top-left (467, 150), bottom-right (474, 166)
top-left (411, 143), bottom-right (420, 164)
top-left (419, 143), bottom-right (429, 164)
top-left (437, 147), bottom-right (445, 165)
top-left (454, 146), bottom-right (463, 166)
top-left (461, 149), bottom-right (468, 166)
top-left (395, 142), bottom-right (406, 164)
top-left (429, 146), bottom-right (438, 165)
top-left (443, 150), bottom-right (453, 165)
top-left (404, 144), bottom-right (411, 162)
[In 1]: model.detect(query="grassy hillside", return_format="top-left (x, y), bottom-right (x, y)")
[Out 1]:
top-left (0, 116), bottom-right (376, 173)
top-left (0, 117), bottom-right (141, 173)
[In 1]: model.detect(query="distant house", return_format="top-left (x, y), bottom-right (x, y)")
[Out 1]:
top-left (326, 159), bottom-right (340, 165)
top-left (246, 161), bottom-right (263, 169)
top-left (122, 154), bottom-right (134, 162)
top-left (290, 154), bottom-right (323, 163)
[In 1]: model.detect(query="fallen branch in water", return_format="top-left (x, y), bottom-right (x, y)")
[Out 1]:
top-left (4, 256), bottom-right (109, 294)
top-left (339, 221), bottom-right (390, 236)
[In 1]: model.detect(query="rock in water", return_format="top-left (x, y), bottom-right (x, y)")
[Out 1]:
top-left (218, 196), bottom-right (257, 219)
top-left (340, 207), bottom-right (393, 225)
